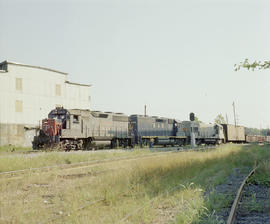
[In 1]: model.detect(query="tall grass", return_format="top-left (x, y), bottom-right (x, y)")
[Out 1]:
top-left (0, 145), bottom-right (32, 152)
top-left (0, 144), bottom-right (269, 223)
top-left (0, 149), bottom-right (155, 172)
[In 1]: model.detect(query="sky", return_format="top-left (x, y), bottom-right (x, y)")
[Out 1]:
top-left (1, 0), bottom-right (270, 128)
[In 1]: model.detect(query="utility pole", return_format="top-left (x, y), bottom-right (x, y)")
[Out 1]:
top-left (232, 102), bottom-right (236, 127)
top-left (226, 113), bottom-right (228, 124)
top-left (144, 105), bottom-right (147, 117)
top-left (189, 112), bottom-right (196, 148)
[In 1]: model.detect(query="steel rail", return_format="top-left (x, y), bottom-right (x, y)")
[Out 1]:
top-left (226, 166), bottom-right (257, 224)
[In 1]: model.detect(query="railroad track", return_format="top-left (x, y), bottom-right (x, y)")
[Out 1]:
top-left (227, 167), bottom-right (257, 224)
top-left (0, 145), bottom-right (216, 180)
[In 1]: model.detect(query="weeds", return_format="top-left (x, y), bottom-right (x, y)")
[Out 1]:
top-left (248, 160), bottom-right (270, 186)
top-left (0, 145), bottom-right (32, 152)
top-left (0, 149), bottom-right (154, 172)
top-left (0, 144), bottom-right (270, 223)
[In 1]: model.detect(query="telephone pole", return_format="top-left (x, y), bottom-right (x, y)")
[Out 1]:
top-left (144, 105), bottom-right (147, 117)
top-left (232, 102), bottom-right (236, 127)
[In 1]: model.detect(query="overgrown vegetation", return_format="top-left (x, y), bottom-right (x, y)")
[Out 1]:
top-left (248, 160), bottom-right (270, 186)
top-left (0, 144), bottom-right (269, 223)
top-left (0, 145), bottom-right (32, 153)
top-left (0, 149), bottom-right (155, 172)
top-left (245, 127), bottom-right (270, 136)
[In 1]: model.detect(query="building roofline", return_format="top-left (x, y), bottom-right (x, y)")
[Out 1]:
top-left (0, 60), bottom-right (68, 75)
top-left (65, 81), bottom-right (91, 87)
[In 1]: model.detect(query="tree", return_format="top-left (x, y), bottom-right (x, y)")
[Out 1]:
top-left (234, 59), bottom-right (270, 71)
top-left (214, 114), bottom-right (226, 124)
top-left (194, 116), bottom-right (202, 123)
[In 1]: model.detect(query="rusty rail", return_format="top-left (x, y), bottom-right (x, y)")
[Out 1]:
top-left (226, 167), bottom-right (257, 224)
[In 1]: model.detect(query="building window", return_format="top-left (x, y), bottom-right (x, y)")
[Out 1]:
top-left (15, 100), bottom-right (23, 112)
top-left (55, 84), bottom-right (61, 96)
top-left (73, 115), bottom-right (79, 123)
top-left (16, 78), bottom-right (22, 91)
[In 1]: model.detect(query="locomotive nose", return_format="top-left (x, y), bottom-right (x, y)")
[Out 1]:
top-left (42, 118), bottom-right (61, 136)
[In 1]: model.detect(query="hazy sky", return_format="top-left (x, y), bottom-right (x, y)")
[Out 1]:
top-left (1, 0), bottom-right (270, 128)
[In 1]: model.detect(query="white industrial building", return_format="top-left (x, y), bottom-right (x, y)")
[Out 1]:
top-left (0, 60), bottom-right (91, 146)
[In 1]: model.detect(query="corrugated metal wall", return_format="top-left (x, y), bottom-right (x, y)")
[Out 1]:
top-left (0, 62), bottom-right (91, 146)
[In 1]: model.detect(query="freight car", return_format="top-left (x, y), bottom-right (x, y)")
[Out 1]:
top-left (33, 107), bottom-right (130, 150)
top-left (221, 124), bottom-right (246, 143)
top-left (246, 135), bottom-right (267, 143)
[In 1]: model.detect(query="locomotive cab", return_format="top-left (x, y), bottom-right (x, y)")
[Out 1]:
top-left (32, 107), bottom-right (70, 149)
top-left (48, 107), bottom-right (70, 130)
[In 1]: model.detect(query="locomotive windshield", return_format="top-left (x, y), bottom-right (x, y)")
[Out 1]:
top-left (48, 108), bottom-right (69, 121)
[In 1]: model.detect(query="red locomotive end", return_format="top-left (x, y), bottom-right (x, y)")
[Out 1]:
top-left (42, 118), bottom-right (62, 137)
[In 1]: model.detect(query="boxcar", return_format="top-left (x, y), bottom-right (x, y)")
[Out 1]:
top-left (221, 124), bottom-right (245, 143)
top-left (246, 135), bottom-right (267, 143)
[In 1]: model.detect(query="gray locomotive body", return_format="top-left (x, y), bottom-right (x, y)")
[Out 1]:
top-left (43, 108), bottom-right (130, 150)
top-left (129, 115), bottom-right (186, 147)
top-left (177, 121), bottom-right (225, 145)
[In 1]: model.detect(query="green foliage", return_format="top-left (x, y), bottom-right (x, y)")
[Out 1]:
top-left (0, 149), bottom-right (153, 172)
top-left (205, 191), bottom-right (233, 212)
top-left (248, 161), bottom-right (270, 186)
top-left (245, 127), bottom-right (270, 136)
top-left (214, 114), bottom-right (226, 124)
top-left (240, 193), bottom-right (264, 213)
top-left (0, 145), bottom-right (32, 152)
top-left (1, 145), bottom-right (270, 223)
top-left (195, 116), bottom-right (203, 123)
top-left (235, 59), bottom-right (270, 71)
top-left (64, 158), bottom-right (72, 164)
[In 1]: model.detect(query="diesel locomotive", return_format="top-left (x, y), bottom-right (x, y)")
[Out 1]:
top-left (33, 107), bottom-right (243, 150)
top-left (33, 107), bottom-right (130, 150)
